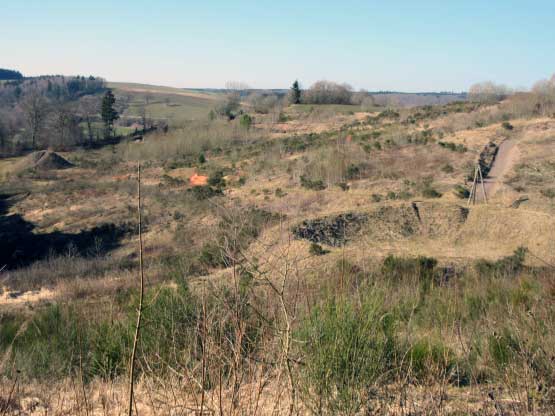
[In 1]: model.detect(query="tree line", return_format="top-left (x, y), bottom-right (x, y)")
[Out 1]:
top-left (0, 76), bottom-right (124, 154)
top-left (210, 79), bottom-right (376, 122)
top-left (0, 68), bottom-right (23, 80)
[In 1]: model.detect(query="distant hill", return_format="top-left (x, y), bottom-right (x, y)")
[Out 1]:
top-left (371, 92), bottom-right (467, 107)
top-left (0, 68), bottom-right (23, 80)
top-left (108, 82), bottom-right (218, 126)
top-left (185, 88), bottom-right (467, 107)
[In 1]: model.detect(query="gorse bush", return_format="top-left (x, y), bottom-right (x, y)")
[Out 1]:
top-left (501, 121), bottom-right (514, 130)
top-left (438, 141), bottom-right (467, 152)
top-left (199, 206), bottom-right (280, 269)
top-left (239, 114), bottom-right (253, 130)
top-left (188, 184), bottom-right (223, 200)
top-left (406, 339), bottom-right (465, 384)
top-left (309, 242), bottom-right (329, 256)
top-left (421, 186), bottom-right (442, 198)
top-left (297, 294), bottom-right (397, 414)
top-left (453, 184), bottom-right (470, 199)
top-left (3, 304), bottom-right (131, 380)
top-left (382, 255), bottom-right (438, 284)
top-left (300, 174), bottom-right (326, 190)
top-left (488, 328), bottom-right (520, 369)
top-left (475, 247), bottom-right (527, 277)
top-left (2, 249), bottom-right (555, 412)
top-left (1, 278), bottom-right (269, 383)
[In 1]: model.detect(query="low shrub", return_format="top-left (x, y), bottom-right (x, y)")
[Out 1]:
top-left (208, 170), bottom-right (226, 188)
top-left (475, 247), bottom-right (527, 277)
top-left (239, 114), bottom-right (253, 130)
top-left (441, 163), bottom-right (454, 173)
top-left (501, 121), bottom-right (514, 131)
top-left (309, 243), bottom-right (329, 256)
top-left (422, 187), bottom-right (442, 198)
top-left (488, 328), bottom-right (520, 368)
top-left (297, 295), bottom-right (397, 414)
top-left (300, 175), bottom-right (326, 190)
top-left (406, 339), bottom-right (461, 383)
top-left (188, 185), bottom-right (223, 200)
top-left (540, 188), bottom-right (555, 199)
top-left (438, 141), bottom-right (467, 152)
top-left (382, 255), bottom-right (438, 292)
top-left (453, 184), bottom-right (470, 199)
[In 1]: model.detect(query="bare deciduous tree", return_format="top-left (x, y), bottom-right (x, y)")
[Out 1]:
top-left (302, 80), bottom-right (353, 105)
top-left (79, 95), bottom-right (100, 145)
top-left (50, 101), bottom-right (82, 149)
top-left (20, 90), bottom-right (49, 149)
top-left (0, 113), bottom-right (7, 152)
top-left (468, 81), bottom-right (512, 103)
top-left (247, 92), bottom-right (280, 114)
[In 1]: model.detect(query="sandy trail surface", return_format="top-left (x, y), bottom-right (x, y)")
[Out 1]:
top-left (478, 138), bottom-right (520, 200)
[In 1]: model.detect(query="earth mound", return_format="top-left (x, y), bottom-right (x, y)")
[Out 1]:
top-left (15, 151), bottom-right (73, 173)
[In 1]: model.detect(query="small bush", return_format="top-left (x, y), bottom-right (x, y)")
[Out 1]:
top-left (422, 187), bottom-right (442, 198)
top-left (337, 182), bottom-right (349, 191)
top-left (239, 114), bottom-right (253, 130)
top-left (453, 184), bottom-right (470, 199)
top-left (382, 255), bottom-right (438, 291)
top-left (300, 175), bottom-right (326, 190)
top-left (488, 328), bottom-right (520, 368)
top-left (298, 295), bottom-right (397, 414)
top-left (188, 185), bottom-right (223, 200)
top-left (475, 247), bottom-right (527, 277)
top-left (208, 170), bottom-right (225, 188)
top-left (441, 163), bottom-right (454, 173)
top-left (406, 339), bottom-right (461, 383)
top-left (345, 164), bottom-right (361, 180)
top-left (540, 188), bottom-right (555, 199)
top-left (501, 121), bottom-right (514, 131)
top-left (309, 243), bottom-right (329, 256)
top-left (198, 241), bottom-right (228, 268)
top-left (438, 141), bottom-right (467, 152)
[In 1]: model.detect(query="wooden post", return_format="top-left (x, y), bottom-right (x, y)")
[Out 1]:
top-left (128, 162), bottom-right (144, 416)
top-left (478, 165), bottom-right (488, 204)
top-left (467, 166), bottom-right (478, 206)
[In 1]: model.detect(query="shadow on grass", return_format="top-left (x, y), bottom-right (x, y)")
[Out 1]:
top-left (0, 192), bottom-right (133, 269)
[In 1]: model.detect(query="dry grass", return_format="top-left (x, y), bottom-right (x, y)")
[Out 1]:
top-left (3, 99), bottom-right (555, 415)
top-left (0, 376), bottom-right (538, 415)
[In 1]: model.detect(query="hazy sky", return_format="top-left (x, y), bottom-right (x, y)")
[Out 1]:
top-left (2, 0), bottom-right (555, 91)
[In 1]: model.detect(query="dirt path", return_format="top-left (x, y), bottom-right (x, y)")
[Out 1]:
top-left (479, 138), bottom-right (520, 200)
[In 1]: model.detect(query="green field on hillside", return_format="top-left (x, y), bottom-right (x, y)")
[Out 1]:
top-left (109, 82), bottom-right (219, 126)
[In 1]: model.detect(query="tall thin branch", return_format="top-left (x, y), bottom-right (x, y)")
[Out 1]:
top-left (128, 161), bottom-right (145, 416)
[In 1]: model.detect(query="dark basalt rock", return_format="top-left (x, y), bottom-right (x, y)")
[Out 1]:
top-left (292, 212), bottom-right (368, 246)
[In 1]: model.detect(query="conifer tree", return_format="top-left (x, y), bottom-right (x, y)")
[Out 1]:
top-left (289, 80), bottom-right (302, 105)
top-left (101, 90), bottom-right (119, 139)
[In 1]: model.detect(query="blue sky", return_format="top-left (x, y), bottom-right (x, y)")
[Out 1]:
top-left (2, 0), bottom-right (554, 91)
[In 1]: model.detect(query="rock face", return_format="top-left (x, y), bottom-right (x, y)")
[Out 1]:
top-left (478, 142), bottom-right (498, 177)
top-left (292, 212), bottom-right (368, 246)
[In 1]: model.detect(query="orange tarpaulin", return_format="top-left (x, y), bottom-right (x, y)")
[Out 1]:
top-left (189, 173), bottom-right (208, 186)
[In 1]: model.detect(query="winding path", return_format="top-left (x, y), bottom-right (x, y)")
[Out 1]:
top-left (478, 138), bottom-right (520, 200)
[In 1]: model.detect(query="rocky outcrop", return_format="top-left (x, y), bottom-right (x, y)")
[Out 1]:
top-left (292, 212), bottom-right (368, 246)
top-left (478, 142), bottom-right (498, 177)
